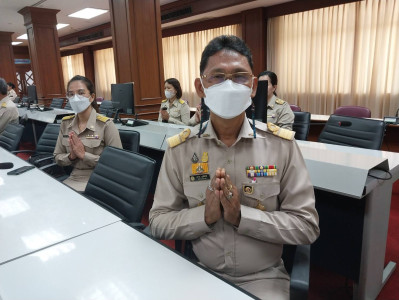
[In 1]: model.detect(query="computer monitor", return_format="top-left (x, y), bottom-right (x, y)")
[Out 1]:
top-left (27, 85), bottom-right (38, 104)
top-left (245, 80), bottom-right (268, 123)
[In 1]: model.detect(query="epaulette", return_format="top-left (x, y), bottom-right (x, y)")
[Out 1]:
top-left (96, 115), bottom-right (110, 123)
top-left (62, 115), bottom-right (75, 121)
top-left (179, 99), bottom-right (185, 104)
top-left (161, 99), bottom-right (167, 103)
top-left (1, 103), bottom-right (6, 108)
top-left (267, 122), bottom-right (295, 141)
top-left (167, 128), bottom-right (191, 148)
top-left (275, 98), bottom-right (285, 105)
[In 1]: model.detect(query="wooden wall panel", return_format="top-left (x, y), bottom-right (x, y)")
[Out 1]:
top-left (110, 0), bottom-right (164, 118)
top-left (241, 8), bottom-right (266, 77)
top-left (19, 7), bottom-right (65, 104)
top-left (0, 32), bottom-right (17, 85)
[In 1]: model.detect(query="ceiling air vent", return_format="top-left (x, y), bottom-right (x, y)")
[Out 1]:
top-left (161, 6), bottom-right (192, 21)
top-left (78, 31), bottom-right (104, 42)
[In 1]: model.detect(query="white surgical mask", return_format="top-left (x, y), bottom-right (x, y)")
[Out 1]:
top-left (165, 90), bottom-right (175, 99)
top-left (202, 79), bottom-right (252, 119)
top-left (68, 95), bottom-right (91, 113)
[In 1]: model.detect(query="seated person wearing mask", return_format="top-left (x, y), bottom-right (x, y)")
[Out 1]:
top-left (158, 78), bottom-right (190, 125)
top-left (150, 36), bottom-right (319, 300)
top-left (0, 78), bottom-right (19, 134)
top-left (7, 82), bottom-right (18, 102)
top-left (54, 75), bottom-right (122, 192)
top-left (258, 71), bottom-right (294, 130)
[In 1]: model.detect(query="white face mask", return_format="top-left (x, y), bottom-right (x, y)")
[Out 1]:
top-left (68, 95), bottom-right (91, 113)
top-left (165, 90), bottom-right (175, 99)
top-left (202, 79), bottom-right (253, 119)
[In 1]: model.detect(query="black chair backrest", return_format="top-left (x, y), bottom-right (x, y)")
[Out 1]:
top-left (99, 100), bottom-right (114, 117)
top-left (0, 123), bottom-right (25, 151)
top-left (318, 114), bottom-right (385, 150)
top-left (64, 101), bottom-right (72, 110)
top-left (84, 146), bottom-right (156, 223)
top-left (36, 124), bottom-right (60, 153)
top-left (293, 112), bottom-right (311, 141)
top-left (50, 98), bottom-right (64, 109)
top-left (119, 130), bottom-right (140, 153)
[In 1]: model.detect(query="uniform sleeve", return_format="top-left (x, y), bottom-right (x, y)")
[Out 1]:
top-left (149, 147), bottom-right (212, 240)
top-left (238, 141), bottom-right (320, 245)
top-left (53, 126), bottom-right (74, 166)
top-left (277, 104), bottom-right (295, 130)
top-left (158, 105), bottom-right (163, 122)
top-left (188, 113), bottom-right (198, 126)
top-left (82, 120), bottom-right (122, 166)
top-left (0, 108), bottom-right (19, 134)
top-left (169, 103), bottom-right (190, 125)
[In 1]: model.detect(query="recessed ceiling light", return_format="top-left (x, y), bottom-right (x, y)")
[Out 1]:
top-left (17, 34), bottom-right (28, 40)
top-left (57, 23), bottom-right (69, 30)
top-left (68, 8), bottom-right (108, 20)
top-left (12, 42), bottom-right (22, 45)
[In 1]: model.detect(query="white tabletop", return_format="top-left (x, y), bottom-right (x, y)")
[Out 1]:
top-left (0, 148), bottom-right (121, 265)
top-left (18, 107), bottom-right (74, 123)
top-left (0, 222), bottom-right (254, 300)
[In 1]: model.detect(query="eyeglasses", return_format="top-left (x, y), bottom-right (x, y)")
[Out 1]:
top-left (201, 72), bottom-right (253, 85)
top-left (66, 89), bottom-right (89, 99)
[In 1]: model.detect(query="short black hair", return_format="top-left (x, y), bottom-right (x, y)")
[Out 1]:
top-left (7, 82), bottom-right (15, 89)
top-left (67, 75), bottom-right (99, 112)
top-left (258, 71), bottom-right (278, 86)
top-left (200, 35), bottom-right (253, 74)
top-left (0, 78), bottom-right (7, 95)
top-left (165, 78), bottom-right (182, 99)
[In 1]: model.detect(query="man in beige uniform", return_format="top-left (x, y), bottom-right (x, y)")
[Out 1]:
top-left (0, 78), bottom-right (19, 134)
top-left (158, 98), bottom-right (190, 125)
top-left (267, 94), bottom-right (294, 130)
top-left (54, 107), bottom-right (122, 192)
top-left (150, 36), bottom-right (319, 300)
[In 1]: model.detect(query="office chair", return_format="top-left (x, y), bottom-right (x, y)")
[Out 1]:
top-left (13, 123), bottom-right (60, 166)
top-left (99, 100), bottom-right (114, 117)
top-left (175, 240), bottom-right (310, 300)
top-left (0, 123), bottom-right (25, 151)
top-left (50, 98), bottom-right (64, 109)
top-left (13, 96), bottom-right (20, 103)
top-left (119, 130), bottom-right (140, 153)
top-left (84, 146), bottom-right (156, 228)
top-left (318, 114), bottom-right (385, 150)
top-left (290, 104), bottom-right (302, 112)
top-left (334, 106), bottom-right (371, 118)
top-left (292, 112), bottom-right (311, 141)
top-left (64, 100), bottom-right (72, 110)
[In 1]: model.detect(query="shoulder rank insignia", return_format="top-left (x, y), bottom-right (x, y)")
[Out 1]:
top-left (179, 99), bottom-right (185, 105)
top-left (161, 99), bottom-right (167, 103)
top-left (275, 98), bottom-right (285, 105)
top-left (1, 103), bottom-right (7, 108)
top-left (62, 114), bottom-right (75, 121)
top-left (267, 122), bottom-right (295, 141)
top-left (96, 115), bottom-right (110, 123)
top-left (167, 128), bottom-right (191, 148)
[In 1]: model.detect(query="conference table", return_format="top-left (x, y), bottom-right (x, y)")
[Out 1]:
top-left (0, 147), bottom-right (255, 300)
top-left (117, 120), bottom-right (398, 300)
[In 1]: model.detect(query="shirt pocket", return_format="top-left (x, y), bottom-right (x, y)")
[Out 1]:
top-left (82, 138), bottom-right (103, 155)
top-left (183, 181), bottom-right (208, 208)
top-left (170, 108), bottom-right (181, 118)
top-left (241, 181), bottom-right (280, 211)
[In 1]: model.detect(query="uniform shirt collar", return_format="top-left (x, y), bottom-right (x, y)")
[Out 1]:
top-left (170, 98), bottom-right (181, 107)
top-left (0, 95), bottom-right (10, 104)
top-left (267, 94), bottom-right (277, 109)
top-left (68, 107), bottom-right (97, 132)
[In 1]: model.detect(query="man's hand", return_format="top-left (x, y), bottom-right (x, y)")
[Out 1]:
top-left (204, 168), bottom-right (224, 225)
top-left (69, 132), bottom-right (85, 160)
top-left (220, 174), bottom-right (241, 226)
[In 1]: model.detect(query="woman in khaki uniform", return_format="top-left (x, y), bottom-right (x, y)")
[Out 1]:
top-left (158, 78), bottom-right (190, 125)
top-left (258, 71), bottom-right (294, 130)
top-left (54, 75), bottom-right (122, 192)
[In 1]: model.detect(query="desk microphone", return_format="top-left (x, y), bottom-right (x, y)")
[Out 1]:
top-left (338, 121), bottom-right (352, 127)
top-left (0, 162), bottom-right (14, 169)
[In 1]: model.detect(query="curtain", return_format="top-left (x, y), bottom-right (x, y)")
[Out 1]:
top-left (162, 24), bottom-right (242, 106)
top-left (61, 53), bottom-right (85, 91)
top-left (267, 0), bottom-right (399, 118)
top-left (93, 48), bottom-right (116, 100)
